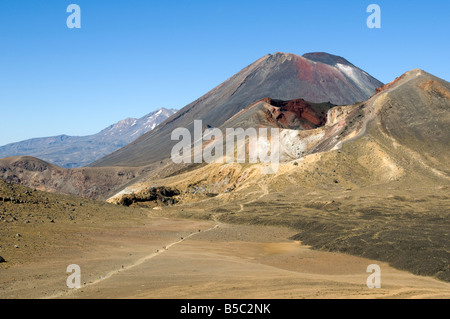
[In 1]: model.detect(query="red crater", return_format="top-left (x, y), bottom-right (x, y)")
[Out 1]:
top-left (261, 97), bottom-right (333, 130)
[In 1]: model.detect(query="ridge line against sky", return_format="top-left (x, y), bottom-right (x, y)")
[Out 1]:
top-left (0, 0), bottom-right (449, 146)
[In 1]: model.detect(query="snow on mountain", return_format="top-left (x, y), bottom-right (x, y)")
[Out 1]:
top-left (0, 108), bottom-right (178, 168)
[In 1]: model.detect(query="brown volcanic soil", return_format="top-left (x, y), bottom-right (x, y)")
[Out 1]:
top-left (111, 69), bottom-right (450, 284)
top-left (147, 157), bottom-right (450, 284)
top-left (1, 179), bottom-right (449, 299)
top-left (0, 179), bottom-right (146, 267)
top-left (48, 221), bottom-right (450, 299)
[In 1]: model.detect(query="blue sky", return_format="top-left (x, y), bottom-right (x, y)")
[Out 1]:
top-left (0, 0), bottom-right (449, 146)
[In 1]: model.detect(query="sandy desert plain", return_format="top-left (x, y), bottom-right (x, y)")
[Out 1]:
top-left (1, 175), bottom-right (449, 299)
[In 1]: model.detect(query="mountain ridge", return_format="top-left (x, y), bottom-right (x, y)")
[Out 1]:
top-left (0, 107), bottom-right (177, 168)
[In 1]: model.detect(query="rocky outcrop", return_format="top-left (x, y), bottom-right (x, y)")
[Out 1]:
top-left (114, 186), bottom-right (180, 207)
top-left (262, 98), bottom-right (332, 129)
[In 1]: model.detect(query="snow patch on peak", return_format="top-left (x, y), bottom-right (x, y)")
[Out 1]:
top-left (336, 63), bottom-right (367, 92)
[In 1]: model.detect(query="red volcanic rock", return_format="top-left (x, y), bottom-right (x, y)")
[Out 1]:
top-left (262, 97), bottom-right (332, 130)
top-left (374, 74), bottom-right (406, 95)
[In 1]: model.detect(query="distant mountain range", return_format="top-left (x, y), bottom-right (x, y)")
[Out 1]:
top-left (0, 107), bottom-right (177, 168)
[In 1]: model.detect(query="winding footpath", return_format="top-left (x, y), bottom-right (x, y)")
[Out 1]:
top-left (44, 218), bottom-right (222, 299)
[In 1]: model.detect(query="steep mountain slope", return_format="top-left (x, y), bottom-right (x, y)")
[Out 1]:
top-left (302, 52), bottom-right (382, 99)
top-left (0, 108), bottom-right (177, 168)
top-left (91, 52), bottom-right (383, 168)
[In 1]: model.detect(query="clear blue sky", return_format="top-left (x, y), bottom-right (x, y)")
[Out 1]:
top-left (0, 0), bottom-right (449, 146)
